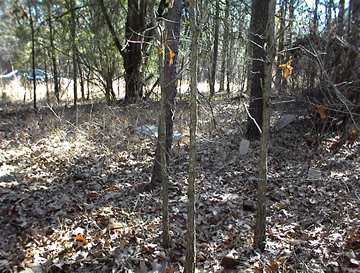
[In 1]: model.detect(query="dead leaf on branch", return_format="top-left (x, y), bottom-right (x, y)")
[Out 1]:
top-left (314, 104), bottom-right (328, 120)
top-left (278, 57), bottom-right (293, 79)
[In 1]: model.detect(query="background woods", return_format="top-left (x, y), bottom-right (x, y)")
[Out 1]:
top-left (0, 0), bottom-right (360, 273)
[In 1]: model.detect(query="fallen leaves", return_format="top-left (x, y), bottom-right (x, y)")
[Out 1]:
top-left (1, 101), bottom-right (360, 273)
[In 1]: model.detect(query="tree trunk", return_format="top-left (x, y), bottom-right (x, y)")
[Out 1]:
top-left (312, 0), bottom-right (319, 34)
top-left (45, 58), bottom-right (49, 103)
top-left (69, 0), bottom-right (77, 107)
top-left (78, 58), bottom-right (85, 100)
top-left (308, 0), bottom-right (319, 89)
top-left (185, 0), bottom-right (198, 271)
top-left (28, 1), bottom-right (37, 110)
top-left (158, 33), bottom-right (170, 249)
top-left (325, 0), bottom-right (333, 33)
top-left (219, 0), bottom-right (230, 93)
top-left (278, 0), bottom-right (288, 63)
top-left (347, 0), bottom-right (353, 35)
top-left (254, 0), bottom-right (276, 251)
top-left (47, 0), bottom-right (59, 103)
top-left (346, 0), bottom-right (360, 102)
top-left (123, 0), bottom-right (146, 103)
top-left (246, 0), bottom-right (272, 140)
top-left (97, 0), bottom-right (145, 104)
top-left (150, 0), bottom-right (182, 188)
top-left (226, 28), bottom-right (234, 94)
top-left (86, 71), bottom-right (91, 100)
top-left (209, 0), bottom-right (220, 97)
top-left (275, 0), bottom-right (288, 93)
top-left (337, 0), bottom-right (345, 34)
top-left (287, 0), bottom-right (295, 46)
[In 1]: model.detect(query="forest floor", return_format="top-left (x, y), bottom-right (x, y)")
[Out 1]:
top-left (0, 96), bottom-right (359, 273)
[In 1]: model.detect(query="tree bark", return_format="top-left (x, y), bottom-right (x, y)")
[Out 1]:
top-left (287, 0), bottom-right (295, 46)
top-left (325, 0), bottom-right (333, 33)
top-left (209, 0), bottom-right (220, 97)
top-left (68, 0), bottom-right (77, 107)
top-left (219, 0), bottom-right (230, 93)
top-left (278, 0), bottom-right (288, 63)
top-left (246, 0), bottom-right (272, 140)
top-left (78, 57), bottom-right (85, 100)
top-left (97, 0), bottom-right (145, 103)
top-left (28, 1), bottom-right (37, 110)
top-left (150, 0), bottom-right (182, 188)
top-left (185, 0), bottom-right (198, 271)
top-left (123, 0), bottom-right (146, 103)
top-left (337, 0), bottom-right (345, 35)
top-left (47, 0), bottom-right (59, 103)
top-left (158, 31), bottom-right (170, 249)
top-left (254, 0), bottom-right (276, 251)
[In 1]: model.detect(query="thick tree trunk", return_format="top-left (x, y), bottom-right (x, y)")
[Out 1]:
top-left (123, 1), bottom-right (146, 103)
top-left (209, 0), bottom-right (220, 97)
top-left (97, 0), bottom-right (145, 103)
top-left (150, 0), bottom-right (182, 187)
top-left (185, 0), bottom-right (198, 271)
top-left (246, 0), bottom-right (272, 140)
top-left (254, 0), bottom-right (276, 251)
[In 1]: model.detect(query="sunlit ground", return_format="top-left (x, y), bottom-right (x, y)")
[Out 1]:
top-left (0, 79), bottom-right (359, 273)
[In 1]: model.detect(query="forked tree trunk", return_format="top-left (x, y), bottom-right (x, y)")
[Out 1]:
top-left (185, 0), bottom-right (198, 271)
top-left (254, 0), bottom-right (276, 251)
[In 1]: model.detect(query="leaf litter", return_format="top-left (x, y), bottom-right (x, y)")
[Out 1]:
top-left (0, 99), bottom-right (359, 273)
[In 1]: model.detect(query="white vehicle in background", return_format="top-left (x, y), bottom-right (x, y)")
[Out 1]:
top-left (0, 70), bottom-right (22, 80)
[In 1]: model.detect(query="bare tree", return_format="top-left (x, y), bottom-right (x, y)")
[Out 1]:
top-left (253, 0), bottom-right (276, 250)
top-left (185, 0), bottom-right (198, 271)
